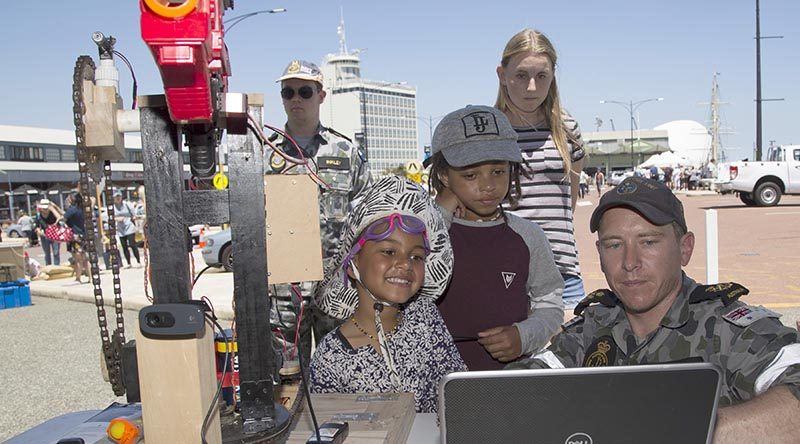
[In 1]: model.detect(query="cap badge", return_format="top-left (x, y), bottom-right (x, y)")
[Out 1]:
top-left (287, 60), bottom-right (301, 74)
top-left (617, 180), bottom-right (638, 195)
top-left (462, 111), bottom-right (499, 138)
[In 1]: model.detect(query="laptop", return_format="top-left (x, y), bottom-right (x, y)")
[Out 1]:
top-left (439, 363), bottom-right (721, 444)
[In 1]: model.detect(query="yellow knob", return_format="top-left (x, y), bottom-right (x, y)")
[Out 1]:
top-left (213, 173), bottom-right (229, 190)
top-left (108, 421), bottom-right (125, 439)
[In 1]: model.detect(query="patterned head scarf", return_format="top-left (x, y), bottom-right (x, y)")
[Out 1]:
top-left (315, 175), bottom-right (453, 320)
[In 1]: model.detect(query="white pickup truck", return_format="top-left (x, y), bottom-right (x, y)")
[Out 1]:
top-left (717, 144), bottom-right (800, 206)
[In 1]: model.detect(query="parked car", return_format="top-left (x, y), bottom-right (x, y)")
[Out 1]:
top-left (201, 228), bottom-right (232, 272)
top-left (189, 224), bottom-right (206, 245)
top-left (716, 144), bottom-right (800, 206)
top-left (5, 223), bottom-right (24, 238)
top-left (608, 170), bottom-right (634, 187)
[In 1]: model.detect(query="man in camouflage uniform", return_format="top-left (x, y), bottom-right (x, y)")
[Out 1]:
top-left (509, 176), bottom-right (800, 441)
top-left (267, 60), bottom-right (371, 364)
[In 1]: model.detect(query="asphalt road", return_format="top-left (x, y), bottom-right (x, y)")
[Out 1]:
top-left (0, 297), bottom-right (138, 442)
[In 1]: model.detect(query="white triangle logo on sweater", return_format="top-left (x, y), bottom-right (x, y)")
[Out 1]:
top-left (502, 272), bottom-right (516, 289)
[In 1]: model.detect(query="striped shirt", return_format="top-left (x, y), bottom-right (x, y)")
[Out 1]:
top-left (508, 112), bottom-right (585, 278)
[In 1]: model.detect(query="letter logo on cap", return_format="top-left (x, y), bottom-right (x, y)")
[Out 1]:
top-left (462, 111), bottom-right (499, 137)
top-left (287, 60), bottom-right (301, 74)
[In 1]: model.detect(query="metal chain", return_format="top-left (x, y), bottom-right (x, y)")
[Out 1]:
top-left (73, 55), bottom-right (126, 396)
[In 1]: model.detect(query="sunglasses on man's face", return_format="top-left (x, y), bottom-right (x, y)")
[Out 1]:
top-left (280, 86), bottom-right (316, 100)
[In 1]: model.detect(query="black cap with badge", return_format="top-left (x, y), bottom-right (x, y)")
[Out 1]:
top-left (589, 176), bottom-right (687, 233)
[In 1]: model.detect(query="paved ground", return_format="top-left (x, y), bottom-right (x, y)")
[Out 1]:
top-left (0, 248), bottom-right (234, 442)
top-left (0, 297), bottom-right (138, 442)
top-left (26, 246), bottom-right (236, 320)
top-left (1, 189), bottom-right (798, 441)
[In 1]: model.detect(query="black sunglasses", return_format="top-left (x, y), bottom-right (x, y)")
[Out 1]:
top-left (280, 86), bottom-right (316, 100)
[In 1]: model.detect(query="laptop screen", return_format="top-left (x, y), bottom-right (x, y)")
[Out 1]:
top-left (439, 363), bottom-right (721, 444)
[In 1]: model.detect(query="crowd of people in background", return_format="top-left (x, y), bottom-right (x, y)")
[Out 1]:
top-left (4, 189), bottom-right (146, 281)
top-left (576, 162), bottom-right (715, 199)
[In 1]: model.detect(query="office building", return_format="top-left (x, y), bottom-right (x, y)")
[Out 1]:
top-left (319, 20), bottom-right (419, 176)
top-left (0, 125), bottom-right (147, 220)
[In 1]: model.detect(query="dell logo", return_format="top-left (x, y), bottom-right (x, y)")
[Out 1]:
top-left (565, 432), bottom-right (593, 444)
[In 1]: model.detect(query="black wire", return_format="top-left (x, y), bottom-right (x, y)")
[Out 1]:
top-left (112, 50), bottom-right (137, 109)
top-left (202, 313), bottom-right (229, 444)
top-left (193, 264), bottom-right (217, 286)
top-left (308, 156), bottom-right (319, 174)
top-left (247, 120), bottom-right (268, 146)
top-left (270, 292), bottom-right (292, 331)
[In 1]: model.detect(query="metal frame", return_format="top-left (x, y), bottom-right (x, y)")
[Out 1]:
top-left (140, 94), bottom-right (286, 437)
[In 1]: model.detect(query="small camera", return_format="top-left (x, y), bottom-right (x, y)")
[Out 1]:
top-left (140, 304), bottom-right (205, 338)
top-left (144, 311), bottom-right (176, 328)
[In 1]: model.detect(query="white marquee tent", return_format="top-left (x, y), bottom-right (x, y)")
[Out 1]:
top-left (638, 151), bottom-right (690, 168)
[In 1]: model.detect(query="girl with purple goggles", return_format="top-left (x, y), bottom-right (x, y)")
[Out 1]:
top-left (341, 213), bottom-right (430, 286)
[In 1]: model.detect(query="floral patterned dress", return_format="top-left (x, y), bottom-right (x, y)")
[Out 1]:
top-left (309, 298), bottom-right (466, 413)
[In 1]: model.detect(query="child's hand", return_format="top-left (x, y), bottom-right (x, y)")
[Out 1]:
top-left (435, 187), bottom-right (464, 218)
top-left (477, 325), bottom-right (522, 362)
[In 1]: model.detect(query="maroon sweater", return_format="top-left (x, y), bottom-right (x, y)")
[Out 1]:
top-left (437, 220), bottom-right (529, 370)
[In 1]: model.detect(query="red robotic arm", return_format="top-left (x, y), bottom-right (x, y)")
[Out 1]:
top-left (140, 0), bottom-right (231, 124)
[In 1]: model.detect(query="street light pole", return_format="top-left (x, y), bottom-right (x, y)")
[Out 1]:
top-left (224, 8), bottom-right (287, 32)
top-left (600, 98), bottom-right (664, 169)
top-left (0, 169), bottom-right (12, 221)
top-left (417, 114), bottom-right (444, 158)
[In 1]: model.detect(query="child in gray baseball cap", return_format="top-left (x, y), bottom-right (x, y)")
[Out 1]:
top-left (429, 105), bottom-right (564, 370)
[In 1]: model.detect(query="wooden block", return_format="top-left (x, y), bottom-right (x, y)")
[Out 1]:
top-left (264, 175), bottom-right (323, 284)
top-left (0, 243), bottom-right (25, 280)
top-left (137, 319), bottom-right (222, 444)
top-left (84, 83), bottom-right (126, 160)
top-left (285, 393), bottom-right (416, 444)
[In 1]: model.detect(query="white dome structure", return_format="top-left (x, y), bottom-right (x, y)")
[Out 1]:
top-left (654, 120), bottom-right (711, 166)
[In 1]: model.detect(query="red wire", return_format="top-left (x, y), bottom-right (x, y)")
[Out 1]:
top-left (274, 328), bottom-right (288, 356)
top-left (294, 302), bottom-right (304, 360)
top-left (143, 226), bottom-right (153, 303)
top-left (189, 251), bottom-right (196, 289)
top-left (247, 116), bottom-right (304, 166)
top-left (264, 124), bottom-right (308, 163)
top-left (263, 124), bottom-right (331, 189)
top-left (291, 284), bottom-right (305, 360)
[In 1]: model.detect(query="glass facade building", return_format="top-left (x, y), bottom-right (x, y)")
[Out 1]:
top-left (320, 54), bottom-right (420, 177)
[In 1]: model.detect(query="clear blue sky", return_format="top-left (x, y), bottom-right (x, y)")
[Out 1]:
top-left (1, 0), bottom-right (797, 162)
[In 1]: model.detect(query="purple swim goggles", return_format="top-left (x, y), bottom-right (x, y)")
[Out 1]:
top-left (341, 213), bottom-right (430, 285)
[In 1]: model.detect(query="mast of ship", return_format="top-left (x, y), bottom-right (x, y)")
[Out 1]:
top-left (708, 72), bottom-right (723, 164)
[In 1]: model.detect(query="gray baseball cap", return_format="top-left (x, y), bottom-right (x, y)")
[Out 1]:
top-left (425, 105), bottom-right (522, 168)
top-left (276, 59), bottom-right (323, 83)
